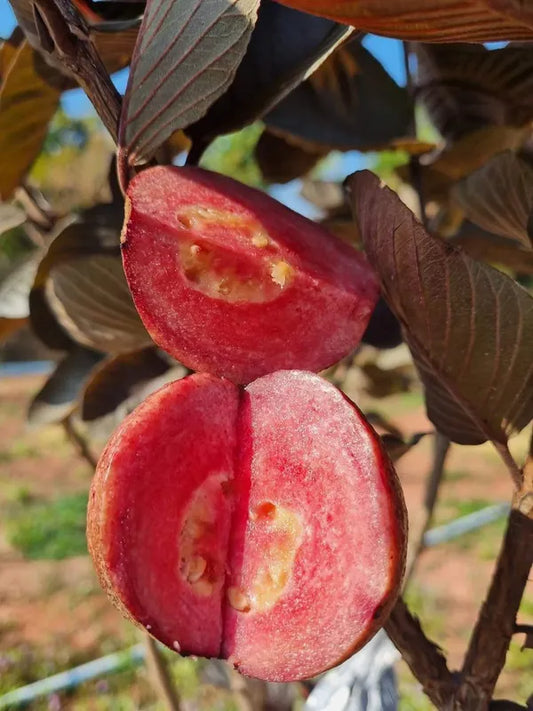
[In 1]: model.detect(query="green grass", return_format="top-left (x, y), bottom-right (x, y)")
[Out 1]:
top-left (5, 493), bottom-right (88, 560)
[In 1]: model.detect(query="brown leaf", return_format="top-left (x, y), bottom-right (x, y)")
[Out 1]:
top-left (255, 130), bottom-right (327, 184)
top-left (81, 348), bottom-right (175, 421)
top-left (416, 43), bottom-right (533, 141)
top-left (382, 432), bottom-right (431, 463)
top-left (349, 170), bottom-right (533, 446)
top-left (398, 126), bottom-right (530, 202)
top-left (449, 222), bottom-right (533, 275)
top-left (264, 38), bottom-right (412, 152)
top-left (274, 0), bottom-right (533, 42)
top-left (120, 0), bottom-right (260, 163)
top-left (92, 23), bottom-right (140, 76)
top-left (453, 151), bottom-right (533, 249)
top-left (46, 253), bottom-right (152, 354)
top-left (28, 346), bottom-right (104, 427)
top-left (187, 1), bottom-right (351, 144)
top-left (30, 204), bottom-right (151, 353)
top-left (79, 348), bottom-right (186, 443)
top-left (0, 40), bottom-right (60, 199)
top-left (0, 255), bottom-right (40, 319)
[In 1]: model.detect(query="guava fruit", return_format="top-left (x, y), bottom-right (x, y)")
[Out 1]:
top-left (121, 166), bottom-right (378, 384)
top-left (88, 370), bottom-right (406, 681)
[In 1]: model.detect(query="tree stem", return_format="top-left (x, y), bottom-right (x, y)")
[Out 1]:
top-left (33, 0), bottom-right (121, 143)
top-left (453, 505), bottom-right (533, 708)
top-left (143, 634), bottom-right (183, 711)
top-left (385, 597), bottom-right (456, 708)
top-left (405, 432), bottom-right (450, 583)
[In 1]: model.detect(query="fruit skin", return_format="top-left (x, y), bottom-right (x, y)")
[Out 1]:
top-left (121, 165), bottom-right (378, 384)
top-left (88, 370), bottom-right (407, 682)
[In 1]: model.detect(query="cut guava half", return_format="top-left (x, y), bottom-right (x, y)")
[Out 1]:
top-left (121, 166), bottom-right (379, 384)
top-left (88, 370), bottom-right (406, 681)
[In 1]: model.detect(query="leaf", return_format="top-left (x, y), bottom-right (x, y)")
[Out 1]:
top-left (187, 1), bottom-right (351, 143)
top-left (30, 204), bottom-right (152, 353)
top-left (255, 130), bottom-right (327, 184)
top-left (349, 170), bottom-right (533, 446)
top-left (264, 38), bottom-right (412, 152)
top-left (398, 126), bottom-right (530, 202)
top-left (0, 255), bottom-right (40, 319)
top-left (0, 202), bottom-right (26, 234)
top-left (120, 0), bottom-right (260, 163)
top-left (91, 22), bottom-right (140, 76)
top-left (450, 222), bottom-right (533, 275)
top-left (0, 40), bottom-right (60, 199)
top-left (28, 346), bottom-right (104, 427)
top-left (79, 348), bottom-right (186, 442)
top-left (453, 151), bottom-right (533, 249)
top-left (46, 253), bottom-right (152, 354)
top-left (382, 432), bottom-right (431, 463)
top-left (273, 0), bottom-right (533, 42)
top-left (81, 348), bottom-right (175, 421)
top-left (416, 43), bottom-right (533, 141)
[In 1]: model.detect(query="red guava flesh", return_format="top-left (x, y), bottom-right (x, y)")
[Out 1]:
top-left (121, 166), bottom-right (379, 384)
top-left (88, 370), bottom-right (406, 682)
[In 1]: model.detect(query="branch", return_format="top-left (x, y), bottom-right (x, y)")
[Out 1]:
top-left (402, 40), bottom-right (428, 230)
top-left (62, 416), bottom-right (98, 469)
top-left (32, 0), bottom-right (121, 143)
top-left (385, 597), bottom-right (456, 707)
top-left (405, 431), bottom-right (450, 583)
top-left (454, 499), bottom-right (533, 708)
top-left (493, 441), bottom-right (523, 491)
top-left (143, 634), bottom-right (183, 711)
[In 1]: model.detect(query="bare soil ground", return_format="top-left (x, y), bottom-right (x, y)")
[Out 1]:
top-left (0, 373), bottom-right (531, 709)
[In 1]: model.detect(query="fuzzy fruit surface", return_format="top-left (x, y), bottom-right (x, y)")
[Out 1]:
top-left (88, 370), bottom-right (407, 682)
top-left (121, 166), bottom-right (378, 384)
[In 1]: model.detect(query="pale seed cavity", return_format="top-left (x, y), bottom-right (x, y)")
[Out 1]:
top-left (175, 205), bottom-right (295, 303)
top-left (227, 586), bottom-right (251, 613)
top-left (176, 206), bottom-right (271, 250)
top-left (270, 261), bottom-right (293, 288)
top-left (228, 502), bottom-right (303, 615)
top-left (178, 473), bottom-right (229, 597)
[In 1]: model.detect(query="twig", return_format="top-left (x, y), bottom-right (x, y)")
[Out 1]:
top-left (143, 634), bottom-right (183, 711)
top-left (402, 41), bottom-right (428, 230)
top-left (32, 0), bottom-right (121, 143)
top-left (62, 416), bottom-right (98, 469)
top-left (493, 441), bottom-right (523, 491)
top-left (405, 432), bottom-right (451, 583)
top-left (385, 597), bottom-right (456, 707)
top-left (454, 505), bottom-right (533, 709)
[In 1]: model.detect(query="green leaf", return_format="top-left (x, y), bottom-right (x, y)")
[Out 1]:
top-left (28, 346), bottom-right (104, 427)
top-left (453, 151), bottom-right (533, 249)
top-left (188, 1), bottom-right (351, 144)
top-left (349, 170), bottom-right (533, 446)
top-left (120, 0), bottom-right (260, 163)
top-left (264, 38), bottom-right (412, 152)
